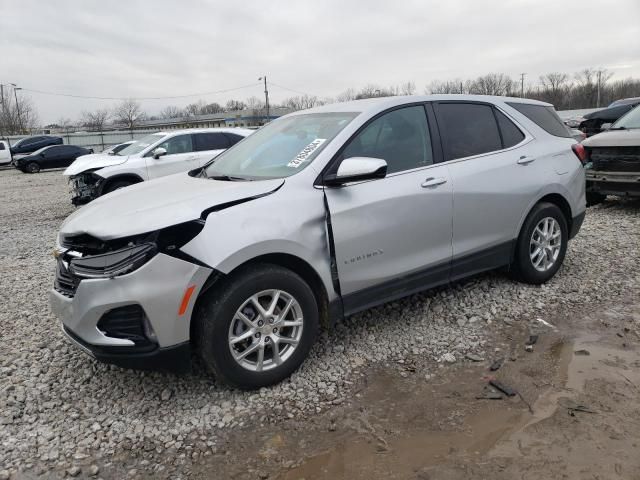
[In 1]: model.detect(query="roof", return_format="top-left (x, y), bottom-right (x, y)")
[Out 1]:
top-left (293, 94), bottom-right (553, 117)
top-left (146, 127), bottom-right (254, 136)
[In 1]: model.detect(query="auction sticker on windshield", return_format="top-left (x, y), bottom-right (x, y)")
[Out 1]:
top-left (287, 139), bottom-right (326, 168)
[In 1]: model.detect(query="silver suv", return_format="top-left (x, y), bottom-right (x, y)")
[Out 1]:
top-left (49, 95), bottom-right (586, 389)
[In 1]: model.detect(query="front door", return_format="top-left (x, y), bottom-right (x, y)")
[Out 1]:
top-left (324, 105), bottom-right (453, 314)
top-left (146, 134), bottom-right (199, 179)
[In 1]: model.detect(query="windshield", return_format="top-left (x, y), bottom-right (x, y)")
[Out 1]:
top-left (117, 133), bottom-right (164, 156)
top-left (204, 112), bottom-right (358, 179)
top-left (30, 146), bottom-right (50, 155)
top-left (612, 105), bottom-right (640, 129)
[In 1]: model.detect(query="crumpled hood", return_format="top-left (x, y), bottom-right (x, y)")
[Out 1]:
top-left (61, 173), bottom-right (284, 239)
top-left (63, 153), bottom-right (130, 176)
top-left (583, 129), bottom-right (640, 148)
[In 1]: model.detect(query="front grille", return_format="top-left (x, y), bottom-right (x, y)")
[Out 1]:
top-left (54, 259), bottom-right (78, 297)
top-left (590, 147), bottom-right (640, 172)
top-left (97, 305), bottom-right (155, 350)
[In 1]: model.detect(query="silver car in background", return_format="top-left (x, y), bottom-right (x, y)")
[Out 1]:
top-left (49, 95), bottom-right (586, 389)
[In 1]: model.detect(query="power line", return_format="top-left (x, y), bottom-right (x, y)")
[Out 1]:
top-left (10, 83), bottom-right (259, 101)
top-left (269, 82), bottom-right (317, 97)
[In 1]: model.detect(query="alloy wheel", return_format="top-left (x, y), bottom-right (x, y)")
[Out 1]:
top-left (228, 289), bottom-right (304, 372)
top-left (529, 217), bottom-right (562, 272)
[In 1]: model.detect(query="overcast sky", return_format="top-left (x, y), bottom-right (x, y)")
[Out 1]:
top-left (1, 0), bottom-right (639, 124)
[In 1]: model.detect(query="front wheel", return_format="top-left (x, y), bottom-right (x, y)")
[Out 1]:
top-left (25, 162), bottom-right (40, 173)
top-left (511, 202), bottom-right (568, 284)
top-left (194, 264), bottom-right (319, 389)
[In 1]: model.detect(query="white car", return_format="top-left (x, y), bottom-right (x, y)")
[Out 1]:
top-left (0, 141), bottom-right (11, 165)
top-left (63, 128), bottom-right (253, 205)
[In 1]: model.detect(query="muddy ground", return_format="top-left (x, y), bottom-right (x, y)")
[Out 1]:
top-left (188, 299), bottom-right (640, 480)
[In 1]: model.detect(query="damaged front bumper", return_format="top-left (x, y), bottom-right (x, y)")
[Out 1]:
top-left (69, 172), bottom-right (104, 206)
top-left (585, 169), bottom-right (640, 197)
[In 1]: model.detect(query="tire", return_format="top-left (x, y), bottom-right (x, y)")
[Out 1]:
top-left (103, 180), bottom-right (134, 195)
top-left (586, 191), bottom-right (606, 207)
top-left (511, 202), bottom-right (568, 285)
top-left (25, 162), bottom-right (40, 173)
top-left (194, 264), bottom-right (319, 389)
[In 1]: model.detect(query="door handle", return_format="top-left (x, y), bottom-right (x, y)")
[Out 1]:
top-left (421, 177), bottom-right (447, 188)
top-left (517, 155), bottom-right (535, 165)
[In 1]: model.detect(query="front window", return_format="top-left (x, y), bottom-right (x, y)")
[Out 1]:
top-left (117, 133), bottom-right (165, 156)
top-left (612, 105), bottom-right (640, 129)
top-left (204, 112), bottom-right (358, 180)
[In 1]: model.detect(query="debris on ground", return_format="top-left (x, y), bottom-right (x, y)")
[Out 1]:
top-left (489, 358), bottom-right (504, 371)
top-left (489, 380), bottom-right (517, 397)
top-left (536, 318), bottom-right (557, 330)
top-left (525, 335), bottom-right (539, 346)
top-left (574, 349), bottom-right (591, 356)
top-left (476, 386), bottom-right (503, 400)
top-left (525, 345), bottom-right (534, 352)
top-left (465, 353), bottom-right (485, 362)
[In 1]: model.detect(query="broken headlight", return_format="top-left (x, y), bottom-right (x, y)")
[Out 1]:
top-left (68, 243), bottom-right (157, 279)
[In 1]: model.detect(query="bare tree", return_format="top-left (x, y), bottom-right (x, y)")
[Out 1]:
top-left (399, 81), bottom-right (416, 95)
top-left (113, 99), bottom-right (145, 129)
top-left (335, 88), bottom-right (356, 103)
top-left (81, 109), bottom-right (110, 131)
top-left (427, 79), bottom-right (469, 94)
top-left (245, 96), bottom-right (264, 112)
top-left (160, 105), bottom-right (184, 119)
top-left (0, 94), bottom-right (39, 135)
top-left (225, 99), bottom-right (247, 111)
top-left (282, 95), bottom-right (320, 111)
top-left (469, 73), bottom-right (514, 96)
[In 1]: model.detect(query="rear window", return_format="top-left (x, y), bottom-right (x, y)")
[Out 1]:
top-left (507, 103), bottom-right (571, 138)
top-left (495, 110), bottom-right (525, 148)
top-left (194, 132), bottom-right (229, 151)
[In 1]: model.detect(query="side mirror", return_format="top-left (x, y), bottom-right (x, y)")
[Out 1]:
top-left (152, 147), bottom-right (167, 159)
top-left (323, 157), bottom-right (387, 186)
top-left (600, 123), bottom-right (612, 131)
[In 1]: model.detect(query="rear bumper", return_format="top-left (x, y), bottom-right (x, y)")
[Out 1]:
top-left (62, 325), bottom-right (191, 372)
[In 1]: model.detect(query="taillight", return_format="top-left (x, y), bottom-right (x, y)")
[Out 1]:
top-left (571, 143), bottom-right (588, 164)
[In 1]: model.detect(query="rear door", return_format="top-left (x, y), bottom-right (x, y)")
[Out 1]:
top-left (324, 104), bottom-right (453, 313)
top-left (145, 134), bottom-right (199, 179)
top-left (433, 101), bottom-right (543, 279)
top-left (193, 132), bottom-right (230, 166)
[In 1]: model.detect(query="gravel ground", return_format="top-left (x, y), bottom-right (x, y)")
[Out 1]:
top-left (1, 167), bottom-right (639, 479)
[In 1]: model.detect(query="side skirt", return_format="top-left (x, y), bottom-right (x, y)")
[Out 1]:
top-left (337, 240), bottom-right (514, 319)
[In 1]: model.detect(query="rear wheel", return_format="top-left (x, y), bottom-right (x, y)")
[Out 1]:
top-left (511, 202), bottom-right (568, 284)
top-left (25, 162), bottom-right (40, 173)
top-left (194, 264), bottom-right (319, 389)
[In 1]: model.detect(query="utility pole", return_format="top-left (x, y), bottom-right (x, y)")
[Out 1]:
top-left (11, 83), bottom-right (23, 134)
top-left (520, 73), bottom-right (526, 98)
top-left (258, 76), bottom-right (269, 124)
top-left (596, 69), bottom-right (603, 108)
top-left (0, 84), bottom-right (4, 136)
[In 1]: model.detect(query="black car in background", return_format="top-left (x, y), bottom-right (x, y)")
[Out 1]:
top-left (10, 135), bottom-right (63, 156)
top-left (15, 145), bottom-right (93, 173)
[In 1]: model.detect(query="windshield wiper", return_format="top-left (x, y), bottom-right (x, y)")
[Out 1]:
top-left (609, 126), bottom-right (626, 130)
top-left (209, 174), bottom-right (249, 181)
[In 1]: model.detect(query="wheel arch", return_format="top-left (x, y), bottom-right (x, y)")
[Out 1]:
top-left (99, 173), bottom-right (144, 195)
top-left (190, 253), bottom-right (333, 343)
top-left (516, 190), bottom-right (574, 242)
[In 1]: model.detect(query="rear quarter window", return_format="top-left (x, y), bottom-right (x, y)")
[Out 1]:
top-left (507, 103), bottom-right (571, 138)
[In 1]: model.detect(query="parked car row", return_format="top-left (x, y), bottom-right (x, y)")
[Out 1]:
top-left (63, 128), bottom-right (252, 205)
top-left (49, 95), bottom-right (587, 389)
